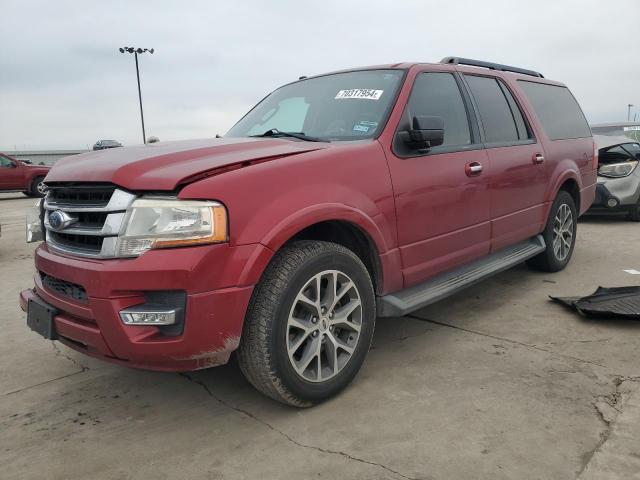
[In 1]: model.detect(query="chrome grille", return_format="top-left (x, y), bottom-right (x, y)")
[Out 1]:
top-left (47, 185), bottom-right (116, 207)
top-left (43, 184), bottom-right (136, 258)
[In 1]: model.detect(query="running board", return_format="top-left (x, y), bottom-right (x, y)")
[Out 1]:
top-left (377, 235), bottom-right (546, 317)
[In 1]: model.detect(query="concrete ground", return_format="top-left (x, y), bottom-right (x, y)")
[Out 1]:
top-left (1, 191), bottom-right (639, 480)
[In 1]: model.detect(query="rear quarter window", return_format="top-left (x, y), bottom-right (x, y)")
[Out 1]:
top-left (518, 81), bottom-right (591, 141)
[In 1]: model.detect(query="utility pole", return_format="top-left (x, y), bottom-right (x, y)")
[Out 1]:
top-left (119, 47), bottom-right (154, 144)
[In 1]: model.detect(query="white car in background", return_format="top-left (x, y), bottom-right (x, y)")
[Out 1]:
top-left (589, 135), bottom-right (640, 221)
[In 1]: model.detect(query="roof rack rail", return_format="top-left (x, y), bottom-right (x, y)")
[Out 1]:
top-left (440, 57), bottom-right (544, 78)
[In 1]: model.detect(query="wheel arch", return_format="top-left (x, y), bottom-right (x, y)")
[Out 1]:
top-left (557, 177), bottom-right (581, 214)
top-left (28, 173), bottom-right (45, 192)
top-left (285, 220), bottom-right (383, 295)
top-left (545, 166), bottom-right (582, 220)
top-left (257, 205), bottom-right (389, 295)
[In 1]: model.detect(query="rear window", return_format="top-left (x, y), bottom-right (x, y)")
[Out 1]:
top-left (518, 81), bottom-right (591, 140)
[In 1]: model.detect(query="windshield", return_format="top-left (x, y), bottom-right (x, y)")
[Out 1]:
top-left (622, 142), bottom-right (640, 159)
top-left (226, 69), bottom-right (404, 141)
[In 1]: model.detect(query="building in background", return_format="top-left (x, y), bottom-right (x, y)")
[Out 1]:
top-left (591, 122), bottom-right (640, 142)
top-left (2, 149), bottom-right (88, 166)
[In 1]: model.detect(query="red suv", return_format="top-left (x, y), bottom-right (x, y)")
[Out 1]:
top-left (0, 153), bottom-right (50, 197)
top-left (20, 58), bottom-right (596, 406)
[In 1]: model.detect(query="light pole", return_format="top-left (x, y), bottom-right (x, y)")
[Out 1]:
top-left (628, 104), bottom-right (634, 122)
top-left (119, 47), bottom-right (154, 144)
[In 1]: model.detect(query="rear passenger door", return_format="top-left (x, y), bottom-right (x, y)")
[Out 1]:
top-left (387, 71), bottom-right (491, 287)
top-left (516, 80), bottom-right (595, 216)
top-left (463, 74), bottom-right (547, 251)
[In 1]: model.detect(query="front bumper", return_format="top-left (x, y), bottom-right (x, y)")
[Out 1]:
top-left (19, 243), bottom-right (263, 371)
top-left (589, 175), bottom-right (640, 212)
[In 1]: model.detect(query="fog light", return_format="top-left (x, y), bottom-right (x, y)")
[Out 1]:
top-left (119, 292), bottom-right (186, 335)
top-left (120, 307), bottom-right (177, 325)
top-left (607, 198), bottom-right (618, 208)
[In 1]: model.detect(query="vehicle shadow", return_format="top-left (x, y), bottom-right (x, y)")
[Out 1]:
top-left (179, 262), bottom-right (640, 410)
top-left (175, 311), bottom-right (444, 410)
top-left (579, 212), bottom-right (630, 224)
top-left (0, 193), bottom-right (28, 201)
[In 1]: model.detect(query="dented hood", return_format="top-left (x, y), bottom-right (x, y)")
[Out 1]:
top-left (45, 137), bottom-right (328, 190)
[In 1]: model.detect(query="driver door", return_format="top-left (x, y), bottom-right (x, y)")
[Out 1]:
top-left (385, 71), bottom-right (491, 287)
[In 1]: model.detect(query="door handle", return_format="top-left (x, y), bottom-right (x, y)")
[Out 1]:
top-left (532, 153), bottom-right (545, 164)
top-left (465, 162), bottom-right (483, 176)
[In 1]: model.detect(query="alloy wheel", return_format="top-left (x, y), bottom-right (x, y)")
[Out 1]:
top-left (553, 203), bottom-right (573, 261)
top-left (286, 270), bottom-right (362, 382)
top-left (36, 181), bottom-right (47, 195)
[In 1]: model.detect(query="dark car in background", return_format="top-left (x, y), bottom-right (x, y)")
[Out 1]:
top-left (589, 135), bottom-right (640, 221)
top-left (0, 153), bottom-right (50, 197)
top-left (93, 139), bottom-right (123, 150)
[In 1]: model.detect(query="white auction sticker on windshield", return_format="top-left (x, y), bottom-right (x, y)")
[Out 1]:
top-left (335, 89), bottom-right (383, 100)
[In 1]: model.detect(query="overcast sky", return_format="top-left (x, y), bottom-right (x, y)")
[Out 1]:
top-left (1, 0), bottom-right (638, 150)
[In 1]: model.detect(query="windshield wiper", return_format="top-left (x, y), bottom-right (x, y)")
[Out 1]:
top-left (250, 129), bottom-right (327, 143)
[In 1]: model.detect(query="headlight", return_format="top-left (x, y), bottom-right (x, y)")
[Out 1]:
top-left (598, 161), bottom-right (638, 178)
top-left (116, 198), bottom-right (228, 257)
top-left (26, 199), bottom-right (44, 243)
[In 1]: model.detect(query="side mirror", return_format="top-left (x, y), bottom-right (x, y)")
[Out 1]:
top-left (8, 162), bottom-right (17, 168)
top-left (399, 115), bottom-right (445, 152)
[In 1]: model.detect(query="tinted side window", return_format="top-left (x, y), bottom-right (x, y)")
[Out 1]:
top-left (624, 143), bottom-right (640, 158)
top-left (464, 75), bottom-right (523, 144)
top-left (500, 83), bottom-right (530, 140)
top-left (518, 81), bottom-right (591, 140)
top-left (406, 73), bottom-right (471, 147)
top-left (0, 156), bottom-right (15, 167)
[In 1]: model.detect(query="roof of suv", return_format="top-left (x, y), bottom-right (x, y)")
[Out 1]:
top-left (302, 57), bottom-right (563, 87)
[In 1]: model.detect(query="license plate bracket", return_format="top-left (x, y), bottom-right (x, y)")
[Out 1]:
top-left (27, 297), bottom-right (59, 340)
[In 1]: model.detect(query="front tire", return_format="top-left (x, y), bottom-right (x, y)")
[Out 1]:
top-left (627, 200), bottom-right (640, 222)
top-left (527, 190), bottom-right (577, 272)
top-left (237, 240), bottom-right (376, 407)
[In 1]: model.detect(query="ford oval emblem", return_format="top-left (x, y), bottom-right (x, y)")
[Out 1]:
top-left (48, 210), bottom-right (78, 231)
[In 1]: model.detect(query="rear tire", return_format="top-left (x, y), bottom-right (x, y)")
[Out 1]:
top-left (527, 190), bottom-right (577, 272)
top-left (27, 176), bottom-right (46, 198)
top-left (237, 240), bottom-right (376, 407)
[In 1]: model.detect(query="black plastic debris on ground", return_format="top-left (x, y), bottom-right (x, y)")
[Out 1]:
top-left (550, 286), bottom-right (640, 319)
